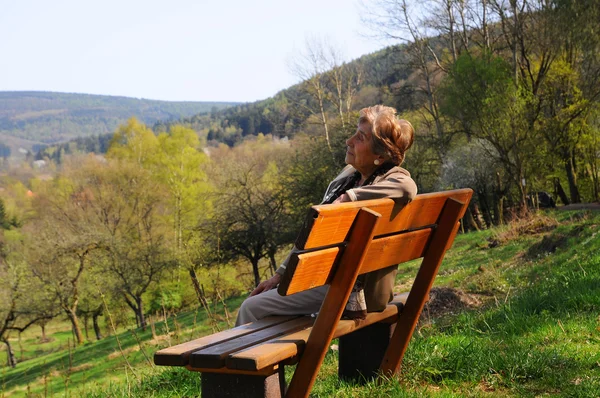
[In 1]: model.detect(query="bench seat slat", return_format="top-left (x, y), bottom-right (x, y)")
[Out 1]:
top-left (189, 317), bottom-right (314, 369)
top-left (154, 315), bottom-right (299, 366)
top-left (227, 293), bottom-right (409, 371)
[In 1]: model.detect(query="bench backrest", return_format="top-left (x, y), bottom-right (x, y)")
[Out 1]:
top-left (279, 189), bottom-right (473, 296)
top-left (280, 188), bottom-right (473, 398)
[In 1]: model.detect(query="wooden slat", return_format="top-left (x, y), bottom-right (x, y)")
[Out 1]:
top-left (359, 228), bottom-right (432, 274)
top-left (296, 189), bottom-right (472, 250)
top-left (188, 317), bottom-right (314, 369)
top-left (228, 293), bottom-right (409, 371)
top-left (279, 247), bottom-right (339, 296)
top-left (185, 364), bottom-right (279, 376)
top-left (154, 315), bottom-right (299, 366)
top-left (278, 228), bottom-right (433, 296)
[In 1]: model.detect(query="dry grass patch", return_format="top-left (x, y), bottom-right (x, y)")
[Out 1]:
top-left (71, 363), bottom-right (93, 372)
top-left (107, 346), bottom-right (139, 360)
top-left (488, 213), bottom-right (559, 247)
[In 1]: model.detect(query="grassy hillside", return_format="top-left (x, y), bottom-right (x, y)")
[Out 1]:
top-left (0, 91), bottom-right (239, 151)
top-left (1, 209), bottom-right (599, 397)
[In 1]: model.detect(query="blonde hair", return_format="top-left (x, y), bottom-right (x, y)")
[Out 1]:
top-left (358, 105), bottom-right (414, 165)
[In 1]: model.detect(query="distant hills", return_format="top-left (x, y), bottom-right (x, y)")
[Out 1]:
top-left (0, 91), bottom-right (239, 153)
top-left (1, 45), bottom-right (411, 159)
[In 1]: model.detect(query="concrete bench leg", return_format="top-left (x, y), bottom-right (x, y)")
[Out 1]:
top-left (338, 322), bottom-right (394, 383)
top-left (201, 371), bottom-right (283, 398)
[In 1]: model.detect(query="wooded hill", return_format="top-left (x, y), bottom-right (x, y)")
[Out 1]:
top-left (35, 44), bottom-right (411, 162)
top-left (0, 91), bottom-right (238, 153)
top-left (156, 45), bottom-right (411, 145)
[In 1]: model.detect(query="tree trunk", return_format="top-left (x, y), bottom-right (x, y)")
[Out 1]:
top-left (476, 191), bottom-right (493, 228)
top-left (40, 323), bottom-right (48, 342)
top-left (66, 309), bottom-right (85, 345)
top-left (462, 206), bottom-right (479, 232)
top-left (268, 251), bottom-right (277, 274)
top-left (83, 313), bottom-right (90, 340)
top-left (565, 156), bottom-right (581, 203)
top-left (136, 296), bottom-right (146, 330)
top-left (252, 259), bottom-right (261, 288)
top-left (189, 268), bottom-right (209, 308)
top-left (494, 173), bottom-right (504, 225)
top-left (92, 311), bottom-right (103, 340)
top-left (3, 339), bottom-right (17, 368)
top-left (554, 177), bottom-right (570, 205)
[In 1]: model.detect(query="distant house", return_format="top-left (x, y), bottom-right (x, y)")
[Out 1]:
top-left (33, 160), bottom-right (47, 169)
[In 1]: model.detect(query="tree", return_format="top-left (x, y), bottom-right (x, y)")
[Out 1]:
top-left (109, 120), bottom-right (214, 307)
top-left (154, 125), bottom-right (213, 307)
top-left (360, 0), bottom-right (451, 152)
top-left (440, 139), bottom-right (503, 226)
top-left (288, 37), bottom-right (364, 156)
top-left (1, 230), bottom-right (57, 366)
top-left (208, 140), bottom-right (296, 287)
top-left (78, 158), bottom-right (170, 330)
top-left (441, 53), bottom-right (534, 207)
top-left (27, 163), bottom-right (106, 345)
top-left (107, 117), bottom-right (158, 165)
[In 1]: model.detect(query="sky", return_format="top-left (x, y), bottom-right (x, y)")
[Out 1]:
top-left (0, 0), bottom-right (389, 103)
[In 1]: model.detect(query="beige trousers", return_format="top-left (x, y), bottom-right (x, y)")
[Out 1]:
top-left (235, 286), bottom-right (329, 326)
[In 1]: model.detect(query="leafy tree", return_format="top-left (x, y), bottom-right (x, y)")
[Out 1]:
top-left (77, 158), bottom-right (170, 330)
top-left (27, 172), bottom-right (104, 345)
top-left (1, 230), bottom-right (58, 366)
top-left (0, 199), bottom-right (11, 229)
top-left (107, 117), bottom-right (159, 165)
top-left (441, 53), bottom-right (533, 208)
top-left (440, 139), bottom-right (503, 226)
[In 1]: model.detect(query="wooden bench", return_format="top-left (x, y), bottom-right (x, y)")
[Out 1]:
top-left (155, 188), bottom-right (473, 398)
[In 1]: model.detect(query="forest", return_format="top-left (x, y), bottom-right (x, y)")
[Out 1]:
top-left (1, 0), bottom-right (600, 393)
top-left (0, 91), bottom-right (238, 151)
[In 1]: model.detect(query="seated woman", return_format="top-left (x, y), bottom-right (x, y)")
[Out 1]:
top-left (236, 105), bottom-right (418, 326)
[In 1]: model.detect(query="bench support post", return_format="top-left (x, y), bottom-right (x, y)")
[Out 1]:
top-left (201, 371), bottom-right (283, 398)
top-left (380, 198), bottom-right (465, 377)
top-left (338, 322), bottom-right (394, 383)
top-left (286, 208), bottom-right (381, 398)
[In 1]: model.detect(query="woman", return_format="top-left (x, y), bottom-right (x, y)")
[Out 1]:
top-left (236, 105), bottom-right (418, 325)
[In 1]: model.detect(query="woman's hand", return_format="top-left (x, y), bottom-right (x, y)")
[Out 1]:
top-left (250, 273), bottom-right (282, 296)
top-left (333, 193), bottom-right (351, 204)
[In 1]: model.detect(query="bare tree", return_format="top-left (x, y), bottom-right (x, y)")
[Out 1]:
top-left (288, 37), bottom-right (364, 155)
top-left (360, 0), bottom-right (449, 151)
top-left (207, 141), bottom-right (296, 288)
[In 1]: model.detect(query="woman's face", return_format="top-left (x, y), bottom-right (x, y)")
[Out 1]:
top-left (345, 121), bottom-right (382, 176)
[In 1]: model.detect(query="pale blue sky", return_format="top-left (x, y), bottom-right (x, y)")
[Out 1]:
top-left (0, 0), bottom-right (388, 103)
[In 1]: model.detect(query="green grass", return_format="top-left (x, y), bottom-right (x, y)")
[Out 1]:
top-left (0, 297), bottom-right (245, 397)
top-left (1, 210), bottom-right (599, 397)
